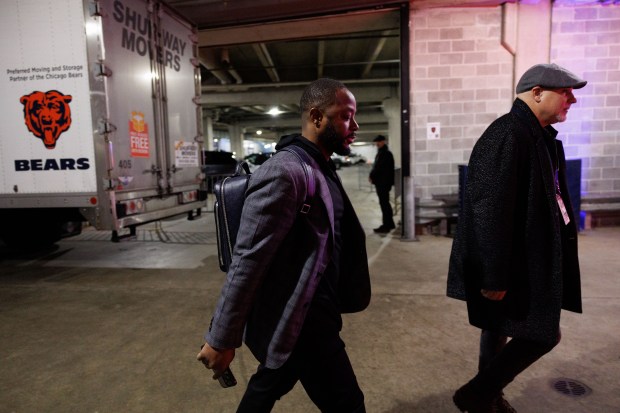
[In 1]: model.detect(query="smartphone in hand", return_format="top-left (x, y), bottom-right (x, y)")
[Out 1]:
top-left (199, 344), bottom-right (237, 388)
top-left (217, 367), bottom-right (237, 388)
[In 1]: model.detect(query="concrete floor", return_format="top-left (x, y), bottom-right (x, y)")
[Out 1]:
top-left (1, 166), bottom-right (619, 413)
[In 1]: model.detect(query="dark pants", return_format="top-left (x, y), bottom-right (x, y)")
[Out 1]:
top-left (236, 310), bottom-right (365, 413)
top-left (375, 185), bottom-right (394, 228)
top-left (473, 329), bottom-right (560, 397)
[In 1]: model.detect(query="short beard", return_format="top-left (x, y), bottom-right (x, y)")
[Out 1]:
top-left (318, 121), bottom-right (351, 156)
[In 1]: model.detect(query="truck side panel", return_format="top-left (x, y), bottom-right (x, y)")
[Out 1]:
top-left (101, 0), bottom-right (201, 192)
top-left (96, 0), bottom-right (204, 232)
top-left (0, 0), bottom-right (97, 197)
top-left (0, 0), bottom-right (204, 246)
top-left (160, 8), bottom-right (202, 189)
top-left (101, 0), bottom-right (162, 192)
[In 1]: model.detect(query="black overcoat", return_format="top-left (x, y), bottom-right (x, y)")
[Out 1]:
top-left (447, 98), bottom-right (582, 344)
top-left (369, 145), bottom-right (395, 188)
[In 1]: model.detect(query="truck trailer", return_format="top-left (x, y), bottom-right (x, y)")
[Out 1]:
top-left (0, 0), bottom-right (205, 247)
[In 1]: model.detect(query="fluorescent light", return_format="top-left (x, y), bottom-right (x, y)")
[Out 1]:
top-left (267, 107), bottom-right (283, 116)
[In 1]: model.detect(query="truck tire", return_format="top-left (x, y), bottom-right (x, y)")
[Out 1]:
top-left (0, 210), bottom-right (63, 249)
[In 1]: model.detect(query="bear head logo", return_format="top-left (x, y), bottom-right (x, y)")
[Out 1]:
top-left (20, 90), bottom-right (73, 149)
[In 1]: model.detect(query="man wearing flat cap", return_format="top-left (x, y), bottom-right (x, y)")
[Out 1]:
top-left (369, 135), bottom-right (395, 233)
top-left (447, 63), bottom-right (585, 413)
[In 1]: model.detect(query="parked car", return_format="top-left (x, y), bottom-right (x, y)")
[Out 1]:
top-left (347, 153), bottom-right (367, 165)
top-left (244, 152), bottom-right (274, 172)
top-left (331, 154), bottom-right (345, 169)
top-left (202, 150), bottom-right (238, 192)
top-left (331, 153), bottom-right (367, 169)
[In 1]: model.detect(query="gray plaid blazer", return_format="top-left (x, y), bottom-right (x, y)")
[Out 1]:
top-left (206, 145), bottom-right (370, 369)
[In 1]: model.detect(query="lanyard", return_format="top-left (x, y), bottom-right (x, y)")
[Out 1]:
top-left (554, 169), bottom-right (570, 225)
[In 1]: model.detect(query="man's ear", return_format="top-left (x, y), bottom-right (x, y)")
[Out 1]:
top-left (532, 86), bottom-right (543, 103)
top-left (309, 107), bottom-right (323, 128)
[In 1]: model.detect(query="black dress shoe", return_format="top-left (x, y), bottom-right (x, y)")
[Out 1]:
top-left (373, 226), bottom-right (391, 233)
top-left (453, 382), bottom-right (495, 413)
top-left (494, 395), bottom-right (517, 413)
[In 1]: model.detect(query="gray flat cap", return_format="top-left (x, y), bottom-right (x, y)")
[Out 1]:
top-left (516, 63), bottom-right (587, 93)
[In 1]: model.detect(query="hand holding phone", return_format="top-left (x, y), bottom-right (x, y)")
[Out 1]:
top-left (198, 344), bottom-right (237, 388)
top-left (217, 367), bottom-right (237, 388)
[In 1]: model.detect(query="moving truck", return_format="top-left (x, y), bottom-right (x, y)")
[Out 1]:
top-left (0, 0), bottom-right (205, 247)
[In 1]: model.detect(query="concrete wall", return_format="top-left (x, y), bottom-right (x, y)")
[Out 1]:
top-left (551, 4), bottom-right (620, 197)
top-left (410, 7), bottom-right (514, 199)
top-left (409, 2), bottom-right (620, 201)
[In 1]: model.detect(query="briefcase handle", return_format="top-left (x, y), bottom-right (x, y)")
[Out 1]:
top-left (234, 161), bottom-right (251, 176)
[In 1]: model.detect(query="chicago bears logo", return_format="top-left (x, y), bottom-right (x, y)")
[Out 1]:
top-left (20, 90), bottom-right (73, 149)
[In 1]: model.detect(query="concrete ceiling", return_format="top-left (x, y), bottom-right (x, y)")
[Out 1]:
top-left (160, 0), bottom-right (508, 143)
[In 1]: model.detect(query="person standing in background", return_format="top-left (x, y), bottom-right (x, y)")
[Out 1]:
top-left (369, 135), bottom-right (395, 233)
top-left (447, 63), bottom-right (586, 413)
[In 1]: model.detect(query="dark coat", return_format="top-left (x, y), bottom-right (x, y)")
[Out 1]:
top-left (447, 98), bottom-right (582, 344)
top-left (369, 145), bottom-right (395, 188)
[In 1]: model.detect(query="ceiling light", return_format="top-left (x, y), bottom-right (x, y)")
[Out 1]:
top-left (267, 107), bottom-right (283, 116)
